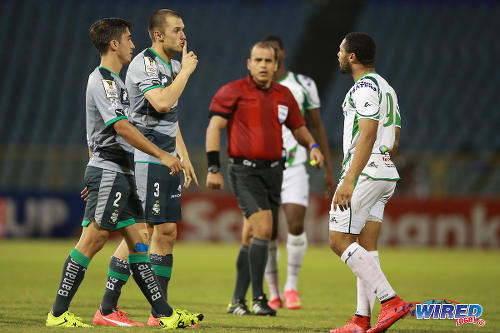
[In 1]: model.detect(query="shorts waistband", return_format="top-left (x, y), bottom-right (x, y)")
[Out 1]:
top-left (229, 157), bottom-right (282, 169)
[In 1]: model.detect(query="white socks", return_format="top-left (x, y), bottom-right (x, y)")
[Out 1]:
top-left (264, 240), bottom-right (281, 299)
top-left (355, 250), bottom-right (379, 317)
top-left (284, 232), bottom-right (307, 292)
top-left (341, 243), bottom-right (395, 303)
top-left (265, 232), bottom-right (308, 298)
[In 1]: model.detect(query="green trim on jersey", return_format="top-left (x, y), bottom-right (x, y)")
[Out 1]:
top-left (82, 219), bottom-right (91, 227)
top-left (142, 85), bottom-right (163, 93)
top-left (355, 72), bottom-right (377, 83)
top-left (356, 110), bottom-right (380, 118)
top-left (135, 161), bottom-right (165, 166)
top-left (99, 66), bottom-right (121, 79)
top-left (276, 71), bottom-right (289, 83)
top-left (108, 268), bottom-right (130, 282)
top-left (360, 173), bottom-right (400, 181)
top-left (363, 76), bottom-right (380, 90)
top-left (105, 116), bottom-right (127, 127)
top-left (286, 145), bottom-right (298, 165)
top-left (351, 114), bottom-right (359, 143)
top-left (348, 95), bottom-right (355, 108)
top-left (148, 48), bottom-right (172, 71)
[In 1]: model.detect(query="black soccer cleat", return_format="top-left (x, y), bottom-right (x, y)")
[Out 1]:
top-left (227, 299), bottom-right (251, 315)
top-left (252, 295), bottom-right (277, 316)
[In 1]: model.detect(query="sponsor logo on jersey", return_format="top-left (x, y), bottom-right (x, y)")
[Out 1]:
top-left (120, 88), bottom-right (129, 105)
top-left (364, 102), bottom-right (372, 107)
top-left (102, 80), bottom-right (119, 99)
top-left (115, 108), bottom-right (125, 118)
top-left (277, 105), bottom-right (288, 124)
top-left (367, 161), bottom-right (378, 168)
top-left (152, 200), bottom-right (160, 216)
top-left (352, 80), bottom-right (377, 94)
top-left (144, 56), bottom-right (158, 76)
top-left (413, 299), bottom-right (485, 328)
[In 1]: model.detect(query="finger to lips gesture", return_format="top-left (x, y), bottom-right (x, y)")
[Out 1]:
top-left (182, 40), bottom-right (198, 74)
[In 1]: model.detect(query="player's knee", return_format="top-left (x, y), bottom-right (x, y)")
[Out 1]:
top-left (255, 225), bottom-right (272, 240)
top-left (154, 224), bottom-right (177, 242)
top-left (288, 221), bottom-right (304, 235)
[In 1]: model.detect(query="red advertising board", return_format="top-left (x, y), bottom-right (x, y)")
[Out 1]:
top-left (178, 191), bottom-right (500, 248)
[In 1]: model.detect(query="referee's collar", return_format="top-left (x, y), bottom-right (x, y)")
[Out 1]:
top-left (246, 74), bottom-right (279, 91)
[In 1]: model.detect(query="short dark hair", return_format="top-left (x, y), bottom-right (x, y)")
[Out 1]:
top-left (261, 35), bottom-right (284, 50)
top-left (250, 41), bottom-right (278, 61)
top-left (344, 32), bottom-right (376, 66)
top-left (89, 18), bottom-right (132, 55)
top-left (148, 9), bottom-right (181, 41)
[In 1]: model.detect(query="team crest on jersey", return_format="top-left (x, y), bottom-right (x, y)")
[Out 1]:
top-left (144, 56), bottom-right (158, 76)
top-left (102, 80), bottom-right (118, 99)
top-left (277, 105), bottom-right (288, 124)
top-left (152, 200), bottom-right (161, 216)
top-left (110, 209), bottom-right (119, 224)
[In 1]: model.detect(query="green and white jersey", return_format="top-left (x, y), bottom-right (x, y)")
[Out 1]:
top-left (278, 72), bottom-right (320, 167)
top-left (86, 67), bottom-right (133, 174)
top-left (340, 72), bottom-right (401, 181)
top-left (126, 48), bottom-right (180, 164)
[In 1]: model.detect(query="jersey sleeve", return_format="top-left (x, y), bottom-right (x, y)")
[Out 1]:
top-left (283, 87), bottom-right (306, 130)
top-left (297, 74), bottom-right (320, 109)
top-left (209, 83), bottom-right (239, 118)
top-left (92, 78), bottom-right (127, 127)
top-left (352, 78), bottom-right (380, 120)
top-left (127, 55), bottom-right (163, 94)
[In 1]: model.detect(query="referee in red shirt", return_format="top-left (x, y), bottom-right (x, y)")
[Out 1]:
top-left (205, 41), bottom-right (324, 316)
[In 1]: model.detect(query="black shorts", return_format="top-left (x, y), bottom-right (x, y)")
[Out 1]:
top-left (135, 162), bottom-right (182, 223)
top-left (228, 162), bottom-right (283, 219)
top-left (82, 166), bottom-right (144, 231)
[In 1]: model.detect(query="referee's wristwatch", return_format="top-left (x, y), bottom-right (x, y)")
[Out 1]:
top-left (208, 165), bottom-right (220, 174)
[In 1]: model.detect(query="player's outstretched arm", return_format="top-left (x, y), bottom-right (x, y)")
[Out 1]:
top-left (144, 41), bottom-right (198, 113)
top-left (113, 119), bottom-right (182, 175)
top-left (205, 115), bottom-right (227, 190)
top-left (176, 124), bottom-right (198, 188)
top-left (291, 126), bottom-right (324, 168)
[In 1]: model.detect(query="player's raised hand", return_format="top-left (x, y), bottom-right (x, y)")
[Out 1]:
top-left (181, 40), bottom-right (198, 75)
top-left (159, 152), bottom-right (183, 176)
top-left (181, 157), bottom-right (199, 188)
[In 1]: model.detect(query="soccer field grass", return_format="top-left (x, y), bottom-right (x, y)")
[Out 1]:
top-left (0, 240), bottom-right (498, 332)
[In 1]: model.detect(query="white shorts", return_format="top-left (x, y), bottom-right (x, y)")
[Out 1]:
top-left (329, 176), bottom-right (396, 234)
top-left (281, 164), bottom-right (309, 207)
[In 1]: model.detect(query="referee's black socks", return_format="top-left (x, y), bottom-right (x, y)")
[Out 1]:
top-left (249, 238), bottom-right (269, 298)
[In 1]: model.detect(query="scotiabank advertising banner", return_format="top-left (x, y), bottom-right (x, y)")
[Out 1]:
top-left (178, 192), bottom-right (500, 248)
top-left (1, 191), bottom-right (499, 247)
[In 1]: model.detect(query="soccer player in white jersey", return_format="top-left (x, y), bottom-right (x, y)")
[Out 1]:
top-left (259, 36), bottom-right (334, 310)
top-left (329, 32), bottom-right (411, 333)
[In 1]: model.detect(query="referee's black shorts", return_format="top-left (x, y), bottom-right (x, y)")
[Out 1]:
top-left (228, 160), bottom-right (283, 219)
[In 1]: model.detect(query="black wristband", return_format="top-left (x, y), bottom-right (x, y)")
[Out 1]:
top-left (207, 151), bottom-right (220, 168)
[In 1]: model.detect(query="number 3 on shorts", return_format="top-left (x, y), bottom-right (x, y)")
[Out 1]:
top-left (113, 192), bottom-right (122, 207)
top-left (154, 182), bottom-right (160, 197)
